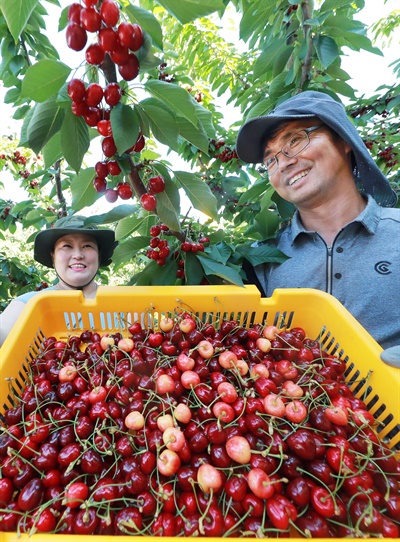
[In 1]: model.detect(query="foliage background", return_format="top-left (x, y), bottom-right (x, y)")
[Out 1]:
top-left (0, 0), bottom-right (399, 311)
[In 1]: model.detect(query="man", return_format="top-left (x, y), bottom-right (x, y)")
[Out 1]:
top-left (236, 90), bottom-right (400, 352)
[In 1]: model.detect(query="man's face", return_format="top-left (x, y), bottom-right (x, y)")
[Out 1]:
top-left (262, 119), bottom-right (353, 209)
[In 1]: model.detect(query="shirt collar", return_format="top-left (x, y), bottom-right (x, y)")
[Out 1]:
top-left (289, 194), bottom-right (381, 244)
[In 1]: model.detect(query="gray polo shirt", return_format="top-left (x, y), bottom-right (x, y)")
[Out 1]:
top-left (252, 195), bottom-right (400, 349)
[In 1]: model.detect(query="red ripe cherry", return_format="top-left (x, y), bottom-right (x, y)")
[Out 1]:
top-left (110, 42), bottom-right (130, 65)
top-left (118, 53), bottom-right (140, 81)
top-left (83, 0), bottom-right (98, 6)
top-left (67, 78), bottom-right (86, 103)
top-left (71, 100), bottom-right (89, 117)
top-left (80, 7), bottom-right (101, 32)
top-left (148, 175), bottom-right (166, 194)
top-left (181, 241), bottom-right (192, 252)
top-left (85, 43), bottom-right (105, 65)
top-left (98, 27), bottom-right (119, 52)
top-left (95, 160), bottom-right (108, 178)
top-left (140, 193), bottom-right (157, 211)
top-left (84, 107), bottom-right (101, 127)
top-left (97, 120), bottom-right (112, 138)
top-left (104, 82), bottom-right (122, 106)
top-left (68, 3), bottom-right (82, 24)
top-left (100, 0), bottom-right (120, 27)
top-left (150, 224), bottom-right (161, 237)
top-left (105, 188), bottom-right (118, 203)
top-left (107, 160), bottom-right (121, 176)
top-left (117, 183), bottom-right (133, 200)
top-left (66, 23), bottom-right (87, 51)
top-left (132, 133), bottom-right (145, 152)
top-left (85, 83), bottom-right (103, 107)
top-left (93, 176), bottom-right (107, 193)
top-left (102, 136), bottom-right (117, 157)
top-left (118, 22), bottom-right (144, 51)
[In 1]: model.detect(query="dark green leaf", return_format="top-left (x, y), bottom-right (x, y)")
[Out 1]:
top-left (184, 252), bottom-right (205, 284)
top-left (113, 237), bottom-right (150, 266)
top-left (197, 253), bottom-right (244, 286)
top-left (26, 97), bottom-right (65, 154)
top-left (154, 182), bottom-right (181, 232)
top-left (253, 209), bottom-right (281, 238)
top-left (60, 110), bottom-right (90, 173)
top-left (176, 116), bottom-right (210, 154)
top-left (238, 178), bottom-right (268, 205)
top-left (237, 244), bottom-right (288, 266)
top-left (139, 98), bottom-right (179, 150)
top-left (42, 132), bottom-right (63, 168)
top-left (314, 35), bottom-right (339, 69)
top-left (110, 103), bottom-right (140, 156)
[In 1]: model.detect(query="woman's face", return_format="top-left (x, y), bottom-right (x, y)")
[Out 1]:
top-left (52, 233), bottom-right (99, 288)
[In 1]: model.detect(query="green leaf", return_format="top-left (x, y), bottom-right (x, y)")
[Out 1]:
top-left (0, 0), bottom-right (38, 42)
top-left (314, 35), bottom-right (339, 69)
top-left (196, 253), bottom-right (244, 287)
top-left (173, 171), bottom-right (218, 221)
top-left (21, 59), bottom-right (70, 102)
top-left (139, 98), bottom-right (179, 150)
top-left (60, 110), bottom-right (90, 173)
top-left (110, 103), bottom-right (140, 156)
top-left (155, 0), bottom-right (226, 24)
top-left (19, 107), bottom-right (35, 147)
top-left (254, 37), bottom-right (287, 80)
top-left (26, 97), bottom-right (65, 154)
top-left (115, 215), bottom-right (146, 240)
top-left (245, 99), bottom-right (272, 121)
top-left (86, 205), bottom-right (137, 227)
top-left (42, 132), bottom-right (63, 168)
top-left (342, 32), bottom-right (383, 55)
top-left (205, 242), bottom-right (233, 265)
top-left (70, 167), bottom-right (100, 211)
top-left (125, 3), bottom-right (163, 51)
top-left (113, 237), bottom-right (150, 266)
top-left (184, 252), bottom-right (205, 285)
top-left (154, 182), bottom-right (181, 232)
top-left (192, 101), bottom-right (215, 139)
top-left (237, 244), bottom-right (288, 266)
top-left (238, 178), bottom-right (268, 205)
top-left (254, 209), bottom-right (281, 238)
top-left (176, 116), bottom-right (210, 154)
top-left (326, 79), bottom-right (356, 99)
top-left (145, 80), bottom-right (198, 126)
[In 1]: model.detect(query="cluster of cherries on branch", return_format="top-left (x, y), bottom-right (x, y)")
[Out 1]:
top-left (0, 313), bottom-right (399, 537)
top-left (66, 0), bottom-right (147, 203)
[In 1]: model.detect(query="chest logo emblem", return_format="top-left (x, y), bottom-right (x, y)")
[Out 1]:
top-left (374, 261), bottom-right (391, 275)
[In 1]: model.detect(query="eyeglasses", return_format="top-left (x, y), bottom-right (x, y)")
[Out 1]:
top-left (258, 125), bottom-right (323, 177)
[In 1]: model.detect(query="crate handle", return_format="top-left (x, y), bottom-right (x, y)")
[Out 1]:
top-left (380, 345), bottom-right (400, 368)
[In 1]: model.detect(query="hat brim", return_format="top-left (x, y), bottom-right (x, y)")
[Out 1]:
top-left (34, 228), bottom-right (117, 268)
top-left (236, 114), bottom-right (314, 164)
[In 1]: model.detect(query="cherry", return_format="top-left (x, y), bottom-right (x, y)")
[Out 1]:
top-left (140, 193), bottom-right (157, 211)
top-left (118, 53), bottom-right (140, 81)
top-left (102, 136), bottom-right (117, 157)
top-left (80, 7), bottom-right (101, 32)
top-left (85, 83), bottom-right (103, 107)
top-left (117, 182), bottom-right (133, 200)
top-left (67, 78), bottom-right (86, 103)
top-left (85, 43), bottom-right (105, 65)
top-left (100, 0), bottom-right (120, 27)
top-left (68, 3), bottom-right (82, 24)
top-left (117, 22), bottom-right (144, 51)
top-left (104, 82), bottom-right (122, 106)
top-left (98, 27), bottom-right (119, 52)
top-left (148, 175), bottom-right (166, 194)
top-left (66, 23), bottom-right (87, 51)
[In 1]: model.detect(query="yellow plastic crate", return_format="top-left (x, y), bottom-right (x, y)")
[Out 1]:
top-left (0, 285), bottom-right (399, 542)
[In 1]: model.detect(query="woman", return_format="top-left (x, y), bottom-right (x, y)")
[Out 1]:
top-left (0, 215), bottom-right (116, 347)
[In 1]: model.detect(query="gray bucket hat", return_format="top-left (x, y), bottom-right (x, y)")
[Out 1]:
top-left (236, 90), bottom-right (397, 207)
top-left (34, 215), bottom-right (117, 268)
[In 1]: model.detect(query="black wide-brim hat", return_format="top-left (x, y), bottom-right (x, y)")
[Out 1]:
top-left (34, 215), bottom-right (117, 268)
top-left (236, 90), bottom-right (397, 207)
